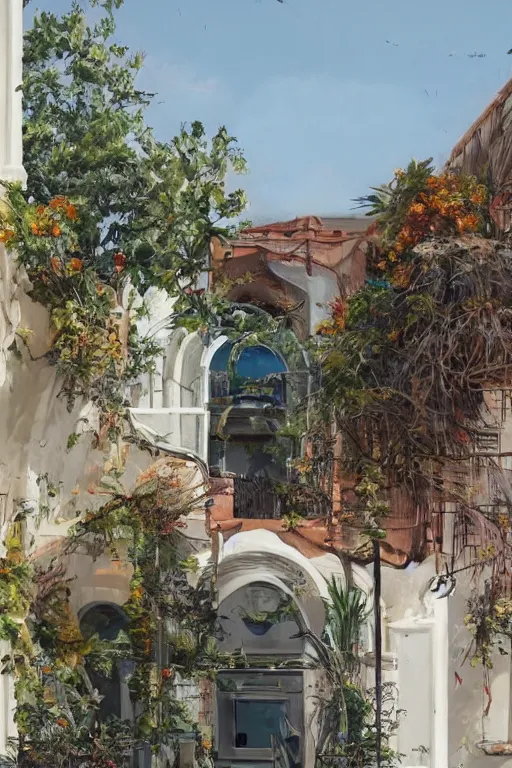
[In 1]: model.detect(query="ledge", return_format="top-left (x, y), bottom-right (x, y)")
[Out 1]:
top-left (477, 741), bottom-right (512, 756)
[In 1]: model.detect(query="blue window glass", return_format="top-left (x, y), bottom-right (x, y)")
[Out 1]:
top-left (210, 344), bottom-right (287, 403)
top-left (235, 699), bottom-right (287, 748)
top-left (210, 344), bottom-right (286, 377)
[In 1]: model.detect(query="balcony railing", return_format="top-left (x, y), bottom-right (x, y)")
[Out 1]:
top-left (233, 477), bottom-right (332, 520)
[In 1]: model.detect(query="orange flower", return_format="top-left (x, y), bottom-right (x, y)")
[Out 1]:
top-left (36, 205), bottom-right (45, 215)
top-left (161, 667), bottom-right (173, 680)
top-left (0, 568), bottom-right (10, 575)
top-left (42, 666), bottom-right (52, 674)
top-left (51, 224), bottom-right (62, 237)
top-left (409, 203), bottom-right (426, 215)
top-left (31, 223), bottom-right (41, 236)
top-left (455, 214), bottom-right (479, 233)
top-left (316, 322), bottom-right (336, 336)
top-left (68, 257), bottom-right (83, 272)
top-left (132, 585), bottom-right (143, 601)
top-left (49, 196), bottom-right (68, 210)
top-left (114, 252), bottom-right (126, 273)
top-left (56, 718), bottom-right (69, 728)
top-left (50, 257), bottom-right (62, 274)
top-left (376, 260), bottom-right (387, 271)
top-left (0, 228), bottom-right (15, 244)
top-left (66, 204), bottom-right (77, 220)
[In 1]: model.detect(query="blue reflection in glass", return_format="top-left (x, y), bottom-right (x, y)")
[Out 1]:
top-left (210, 344), bottom-right (287, 403)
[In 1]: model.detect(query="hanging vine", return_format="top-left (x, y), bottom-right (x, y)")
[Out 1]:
top-left (0, 457), bottom-right (225, 768)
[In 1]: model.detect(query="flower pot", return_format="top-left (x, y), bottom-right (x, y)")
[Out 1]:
top-left (242, 617), bottom-right (273, 635)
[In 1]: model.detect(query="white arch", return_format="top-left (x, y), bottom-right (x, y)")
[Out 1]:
top-left (217, 530), bottom-right (331, 636)
top-left (172, 332), bottom-right (204, 408)
top-left (220, 529), bottom-right (333, 599)
top-left (201, 334), bottom-right (229, 405)
top-left (163, 327), bottom-right (187, 407)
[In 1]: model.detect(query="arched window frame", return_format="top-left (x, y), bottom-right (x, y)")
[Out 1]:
top-left (130, 330), bottom-right (210, 461)
top-left (208, 339), bottom-right (288, 404)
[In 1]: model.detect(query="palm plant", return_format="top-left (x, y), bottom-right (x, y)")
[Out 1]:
top-left (324, 577), bottom-right (370, 679)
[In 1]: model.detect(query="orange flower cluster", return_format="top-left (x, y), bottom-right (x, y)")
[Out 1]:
top-left (30, 197), bottom-right (77, 238)
top-left (0, 227), bottom-right (16, 245)
top-left (376, 173), bottom-right (487, 280)
top-left (49, 196), bottom-right (77, 219)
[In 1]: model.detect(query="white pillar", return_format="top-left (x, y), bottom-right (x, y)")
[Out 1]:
top-left (0, 0), bottom-right (26, 184)
top-left (0, 1), bottom-right (26, 755)
top-left (432, 598), bottom-right (449, 768)
top-left (0, 0), bottom-right (27, 389)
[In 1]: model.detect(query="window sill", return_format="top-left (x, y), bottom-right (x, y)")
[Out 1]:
top-left (477, 741), bottom-right (512, 756)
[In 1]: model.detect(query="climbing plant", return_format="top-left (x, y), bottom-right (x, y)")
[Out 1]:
top-left (314, 160), bottom-right (512, 535)
top-left (0, 459), bottom-right (223, 768)
top-left (0, 0), bottom-right (248, 414)
top-left (0, 0), bottom-right (248, 765)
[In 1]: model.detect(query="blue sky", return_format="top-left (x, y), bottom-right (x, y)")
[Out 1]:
top-left (28, 0), bottom-right (512, 222)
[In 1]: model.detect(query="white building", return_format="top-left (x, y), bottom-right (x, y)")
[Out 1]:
top-left (1, 5), bottom-right (512, 768)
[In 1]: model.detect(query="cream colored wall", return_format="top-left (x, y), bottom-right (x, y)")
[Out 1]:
top-left (378, 558), bottom-right (512, 768)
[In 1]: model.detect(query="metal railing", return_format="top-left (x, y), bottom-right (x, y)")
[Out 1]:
top-left (233, 477), bottom-right (332, 520)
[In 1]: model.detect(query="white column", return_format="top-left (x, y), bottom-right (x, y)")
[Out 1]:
top-left (0, 0), bottom-right (26, 184)
top-left (0, 0), bottom-right (27, 389)
top-left (432, 598), bottom-right (449, 768)
top-left (0, 1), bottom-right (26, 756)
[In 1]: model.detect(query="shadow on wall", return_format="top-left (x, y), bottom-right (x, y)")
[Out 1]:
top-left (448, 569), bottom-right (512, 768)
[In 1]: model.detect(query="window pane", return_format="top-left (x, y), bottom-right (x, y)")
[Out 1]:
top-left (236, 346), bottom-right (287, 379)
top-left (210, 344), bottom-right (286, 378)
top-left (234, 700), bottom-right (287, 749)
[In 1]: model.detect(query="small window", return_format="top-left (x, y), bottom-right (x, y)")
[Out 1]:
top-left (210, 343), bottom-right (287, 403)
top-left (234, 699), bottom-right (287, 749)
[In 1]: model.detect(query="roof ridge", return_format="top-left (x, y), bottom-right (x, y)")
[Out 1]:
top-left (449, 75), bottom-right (512, 162)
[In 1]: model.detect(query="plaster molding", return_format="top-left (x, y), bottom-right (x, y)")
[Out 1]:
top-left (0, 0), bottom-right (27, 392)
top-left (0, 0), bottom-right (26, 186)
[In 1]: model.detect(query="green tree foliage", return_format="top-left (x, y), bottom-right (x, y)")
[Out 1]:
top-left (1, 0), bottom-right (248, 407)
top-left (22, 0), bottom-right (247, 294)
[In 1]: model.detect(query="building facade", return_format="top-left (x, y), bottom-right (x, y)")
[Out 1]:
top-left (3, 6), bottom-right (512, 768)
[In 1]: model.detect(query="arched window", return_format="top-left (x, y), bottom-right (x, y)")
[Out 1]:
top-left (210, 343), bottom-right (287, 404)
top-left (80, 603), bottom-right (132, 722)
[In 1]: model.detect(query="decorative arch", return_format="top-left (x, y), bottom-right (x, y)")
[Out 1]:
top-left (216, 530), bottom-right (330, 650)
top-left (173, 332), bottom-right (205, 409)
top-left (162, 327), bottom-right (188, 407)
